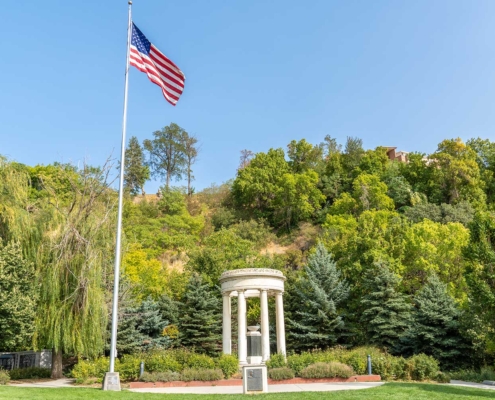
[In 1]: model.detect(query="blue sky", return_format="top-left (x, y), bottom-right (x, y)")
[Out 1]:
top-left (2, 0), bottom-right (495, 193)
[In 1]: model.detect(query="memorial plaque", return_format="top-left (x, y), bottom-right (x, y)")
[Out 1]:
top-left (247, 335), bottom-right (261, 357)
top-left (102, 372), bottom-right (121, 391)
top-left (247, 368), bottom-right (263, 391)
top-left (0, 355), bottom-right (14, 370)
top-left (19, 353), bottom-right (36, 368)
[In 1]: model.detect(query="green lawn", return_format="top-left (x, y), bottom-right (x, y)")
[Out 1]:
top-left (0, 383), bottom-right (494, 400)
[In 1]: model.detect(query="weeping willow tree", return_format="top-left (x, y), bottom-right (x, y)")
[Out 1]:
top-left (0, 157), bottom-right (48, 260)
top-left (0, 158), bottom-right (47, 351)
top-left (33, 161), bottom-right (117, 378)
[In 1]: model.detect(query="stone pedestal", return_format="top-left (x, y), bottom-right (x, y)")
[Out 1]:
top-left (242, 365), bottom-right (267, 394)
top-left (246, 326), bottom-right (262, 365)
top-left (102, 372), bottom-right (121, 391)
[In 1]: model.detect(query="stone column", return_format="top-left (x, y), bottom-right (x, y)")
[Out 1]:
top-left (238, 290), bottom-right (247, 365)
top-left (275, 291), bottom-right (286, 356)
top-left (260, 289), bottom-right (270, 362)
top-left (222, 293), bottom-right (232, 354)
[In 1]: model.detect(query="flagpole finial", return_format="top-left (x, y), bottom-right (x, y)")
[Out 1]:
top-left (128, 1), bottom-right (132, 5)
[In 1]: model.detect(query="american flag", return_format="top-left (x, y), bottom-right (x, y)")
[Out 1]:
top-left (129, 23), bottom-right (185, 106)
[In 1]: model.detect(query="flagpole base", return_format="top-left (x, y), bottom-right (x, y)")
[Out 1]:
top-left (102, 372), bottom-right (121, 391)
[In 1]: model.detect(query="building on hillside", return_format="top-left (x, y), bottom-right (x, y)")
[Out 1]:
top-left (384, 147), bottom-right (409, 163)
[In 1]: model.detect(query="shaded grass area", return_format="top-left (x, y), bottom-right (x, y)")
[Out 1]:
top-left (0, 383), bottom-right (495, 399)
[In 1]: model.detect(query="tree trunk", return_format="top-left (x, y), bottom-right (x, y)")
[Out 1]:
top-left (166, 173), bottom-right (170, 189)
top-left (187, 170), bottom-right (191, 196)
top-left (51, 348), bottom-right (63, 379)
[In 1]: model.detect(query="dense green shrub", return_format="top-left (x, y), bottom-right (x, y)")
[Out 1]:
top-left (116, 354), bottom-right (141, 381)
top-left (9, 367), bottom-right (51, 380)
top-left (71, 356), bottom-right (141, 383)
top-left (144, 351), bottom-right (181, 373)
top-left (185, 353), bottom-right (216, 370)
top-left (180, 368), bottom-right (224, 381)
top-left (268, 367), bottom-right (295, 380)
top-left (287, 352), bottom-right (315, 375)
top-left (435, 371), bottom-right (451, 383)
top-left (69, 346), bottom-right (445, 384)
top-left (382, 356), bottom-right (409, 380)
top-left (407, 354), bottom-right (439, 381)
top-left (0, 370), bottom-right (10, 385)
top-left (217, 354), bottom-right (238, 379)
top-left (286, 347), bottom-right (444, 381)
top-left (300, 362), bottom-right (354, 379)
top-left (449, 368), bottom-right (495, 383)
top-left (140, 371), bottom-right (180, 382)
top-left (266, 353), bottom-right (286, 369)
top-left (165, 348), bottom-right (195, 370)
top-left (341, 351), bottom-right (367, 375)
top-left (71, 357), bottom-right (109, 383)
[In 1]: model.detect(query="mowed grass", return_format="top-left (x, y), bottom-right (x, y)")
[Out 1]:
top-left (0, 383), bottom-right (495, 400)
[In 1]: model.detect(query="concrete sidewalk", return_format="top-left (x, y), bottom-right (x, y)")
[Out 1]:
top-left (448, 380), bottom-right (495, 391)
top-left (129, 382), bottom-right (385, 394)
top-left (9, 378), bottom-right (76, 388)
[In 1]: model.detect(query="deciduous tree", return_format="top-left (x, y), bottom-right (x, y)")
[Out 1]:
top-left (0, 241), bottom-right (37, 351)
top-left (180, 131), bottom-right (199, 196)
top-left (144, 123), bottom-right (187, 188)
top-left (34, 161), bottom-right (116, 378)
top-left (287, 139), bottom-right (323, 173)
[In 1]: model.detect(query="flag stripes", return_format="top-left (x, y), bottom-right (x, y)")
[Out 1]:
top-left (129, 23), bottom-right (185, 106)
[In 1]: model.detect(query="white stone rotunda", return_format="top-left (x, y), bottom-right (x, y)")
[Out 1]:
top-left (219, 268), bottom-right (286, 365)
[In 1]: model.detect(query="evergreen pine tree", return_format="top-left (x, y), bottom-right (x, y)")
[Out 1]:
top-left (124, 136), bottom-right (149, 195)
top-left (179, 273), bottom-right (221, 355)
top-left (360, 263), bottom-right (411, 352)
top-left (400, 274), bottom-right (465, 369)
top-left (158, 293), bottom-right (181, 346)
top-left (288, 242), bottom-right (349, 350)
top-left (137, 297), bottom-right (170, 350)
top-left (116, 307), bottom-right (145, 355)
top-left (115, 296), bottom-right (170, 354)
top-left (159, 293), bottom-right (180, 326)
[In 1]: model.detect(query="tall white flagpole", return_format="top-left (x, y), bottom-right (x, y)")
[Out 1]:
top-left (108, 0), bottom-right (132, 380)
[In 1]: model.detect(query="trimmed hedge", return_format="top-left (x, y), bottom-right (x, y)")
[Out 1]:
top-left (268, 367), bottom-right (295, 380)
top-left (180, 368), bottom-right (223, 381)
top-left (300, 362), bottom-right (354, 379)
top-left (140, 371), bottom-right (180, 382)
